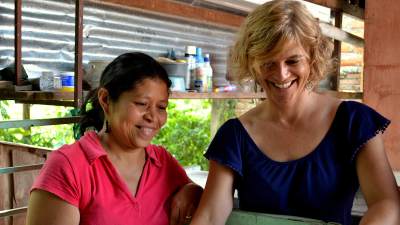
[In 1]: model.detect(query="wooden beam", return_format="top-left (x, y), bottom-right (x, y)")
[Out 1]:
top-left (304, 0), bottom-right (364, 19)
top-left (342, 1), bottom-right (364, 19)
top-left (332, 10), bottom-right (343, 91)
top-left (0, 207), bottom-right (27, 218)
top-left (303, 0), bottom-right (341, 10)
top-left (16, 99), bottom-right (75, 107)
top-left (14, 0), bottom-right (22, 86)
top-left (170, 91), bottom-right (266, 99)
top-left (94, 0), bottom-right (245, 28)
top-left (0, 164), bottom-right (43, 175)
top-left (0, 141), bottom-right (52, 156)
top-left (74, 0), bottom-right (84, 108)
top-left (0, 117), bottom-right (80, 129)
top-left (319, 22), bottom-right (364, 47)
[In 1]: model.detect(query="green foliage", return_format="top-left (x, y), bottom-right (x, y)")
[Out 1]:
top-left (0, 99), bottom-right (240, 171)
top-left (152, 100), bottom-right (211, 170)
top-left (0, 101), bottom-right (74, 148)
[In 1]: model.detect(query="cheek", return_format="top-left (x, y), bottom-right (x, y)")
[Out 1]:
top-left (120, 109), bottom-right (141, 125)
top-left (296, 64), bottom-right (311, 80)
top-left (158, 113), bottom-right (168, 127)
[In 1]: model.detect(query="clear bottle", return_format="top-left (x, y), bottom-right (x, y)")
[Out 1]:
top-left (194, 55), bottom-right (204, 92)
top-left (185, 46), bottom-right (196, 90)
top-left (203, 54), bottom-right (213, 92)
top-left (194, 47), bottom-right (205, 92)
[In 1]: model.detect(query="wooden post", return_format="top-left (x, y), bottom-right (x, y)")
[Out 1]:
top-left (364, 0), bottom-right (400, 170)
top-left (14, 0), bottom-right (22, 86)
top-left (74, 0), bottom-right (84, 109)
top-left (332, 10), bottom-right (343, 91)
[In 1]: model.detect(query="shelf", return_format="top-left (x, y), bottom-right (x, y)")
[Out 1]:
top-left (0, 89), bottom-right (363, 105)
top-left (0, 90), bottom-right (267, 103)
top-left (0, 90), bottom-right (77, 106)
top-left (170, 91), bottom-right (266, 99)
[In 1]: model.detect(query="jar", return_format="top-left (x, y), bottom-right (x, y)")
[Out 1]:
top-left (39, 71), bottom-right (54, 91)
top-left (60, 72), bottom-right (74, 92)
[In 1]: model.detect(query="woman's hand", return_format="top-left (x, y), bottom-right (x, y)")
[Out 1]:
top-left (170, 182), bottom-right (203, 225)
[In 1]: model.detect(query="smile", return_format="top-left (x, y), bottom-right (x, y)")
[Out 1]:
top-left (271, 80), bottom-right (296, 89)
top-left (137, 126), bottom-right (156, 136)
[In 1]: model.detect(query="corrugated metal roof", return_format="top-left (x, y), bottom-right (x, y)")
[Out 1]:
top-left (0, 0), bottom-right (237, 79)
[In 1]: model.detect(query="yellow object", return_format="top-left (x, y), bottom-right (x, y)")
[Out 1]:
top-left (61, 86), bottom-right (74, 92)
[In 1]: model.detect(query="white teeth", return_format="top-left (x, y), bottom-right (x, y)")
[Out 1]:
top-left (142, 127), bottom-right (154, 135)
top-left (273, 81), bottom-right (292, 89)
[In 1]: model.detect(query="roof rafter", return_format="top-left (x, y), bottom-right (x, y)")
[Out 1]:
top-left (304, 0), bottom-right (364, 19)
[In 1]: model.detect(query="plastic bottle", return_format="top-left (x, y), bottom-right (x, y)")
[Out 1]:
top-left (194, 47), bottom-right (205, 92)
top-left (203, 53), bottom-right (213, 92)
top-left (185, 46), bottom-right (196, 90)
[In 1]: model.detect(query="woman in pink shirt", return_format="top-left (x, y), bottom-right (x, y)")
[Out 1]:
top-left (26, 52), bottom-right (203, 225)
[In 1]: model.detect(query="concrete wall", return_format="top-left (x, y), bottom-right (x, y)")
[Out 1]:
top-left (364, 0), bottom-right (400, 170)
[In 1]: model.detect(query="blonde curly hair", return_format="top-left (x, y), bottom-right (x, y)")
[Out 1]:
top-left (230, 0), bottom-right (334, 84)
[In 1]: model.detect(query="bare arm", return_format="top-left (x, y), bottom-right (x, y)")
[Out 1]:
top-left (190, 160), bottom-right (235, 225)
top-left (356, 134), bottom-right (400, 225)
top-left (170, 182), bottom-right (203, 225)
top-left (26, 190), bottom-right (80, 225)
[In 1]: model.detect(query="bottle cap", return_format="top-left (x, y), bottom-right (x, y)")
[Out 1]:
top-left (204, 53), bottom-right (210, 62)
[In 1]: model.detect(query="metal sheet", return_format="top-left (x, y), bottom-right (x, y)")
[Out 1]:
top-left (0, 0), bottom-right (237, 80)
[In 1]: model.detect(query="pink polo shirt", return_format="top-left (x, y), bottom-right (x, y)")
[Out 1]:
top-left (31, 131), bottom-right (190, 225)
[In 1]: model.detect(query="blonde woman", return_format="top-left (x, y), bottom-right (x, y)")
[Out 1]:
top-left (190, 1), bottom-right (400, 225)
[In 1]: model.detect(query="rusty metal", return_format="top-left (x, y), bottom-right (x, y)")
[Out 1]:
top-left (74, 0), bottom-right (84, 108)
top-left (14, 0), bottom-right (22, 86)
top-left (0, 0), bottom-right (236, 83)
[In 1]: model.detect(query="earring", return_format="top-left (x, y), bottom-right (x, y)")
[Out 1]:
top-left (305, 81), bottom-right (314, 91)
top-left (105, 120), bottom-right (111, 133)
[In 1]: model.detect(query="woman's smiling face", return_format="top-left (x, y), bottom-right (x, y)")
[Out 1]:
top-left (252, 40), bottom-right (311, 105)
top-left (106, 78), bottom-right (169, 149)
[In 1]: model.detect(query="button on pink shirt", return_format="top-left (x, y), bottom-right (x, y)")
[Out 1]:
top-left (32, 131), bottom-right (190, 225)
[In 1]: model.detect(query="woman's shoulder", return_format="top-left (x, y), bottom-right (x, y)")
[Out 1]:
top-left (340, 100), bottom-right (373, 111)
top-left (49, 132), bottom-right (101, 168)
top-left (51, 142), bottom-right (83, 161)
top-left (337, 100), bottom-right (388, 120)
top-left (43, 143), bottom-right (87, 174)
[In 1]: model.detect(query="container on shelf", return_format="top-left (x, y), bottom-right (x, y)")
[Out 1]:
top-left (60, 71), bottom-right (74, 92)
top-left (159, 62), bottom-right (188, 92)
top-left (185, 45), bottom-right (197, 90)
top-left (39, 71), bottom-right (62, 91)
top-left (203, 53), bottom-right (213, 92)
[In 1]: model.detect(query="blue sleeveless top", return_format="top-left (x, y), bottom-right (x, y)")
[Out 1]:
top-left (204, 101), bottom-right (390, 225)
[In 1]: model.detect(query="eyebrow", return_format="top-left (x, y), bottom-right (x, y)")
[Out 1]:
top-left (287, 54), bottom-right (305, 59)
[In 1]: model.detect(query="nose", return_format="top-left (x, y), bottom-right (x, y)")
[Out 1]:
top-left (143, 107), bottom-right (155, 122)
top-left (276, 62), bottom-right (290, 79)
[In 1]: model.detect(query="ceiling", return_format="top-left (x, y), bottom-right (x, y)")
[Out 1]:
top-left (173, 0), bottom-right (364, 19)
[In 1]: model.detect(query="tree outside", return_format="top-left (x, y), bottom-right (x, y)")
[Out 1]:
top-left (0, 99), bottom-right (239, 170)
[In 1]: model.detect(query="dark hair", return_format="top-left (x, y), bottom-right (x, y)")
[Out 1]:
top-left (78, 52), bottom-right (171, 136)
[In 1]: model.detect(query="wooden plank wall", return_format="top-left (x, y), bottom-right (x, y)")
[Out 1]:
top-left (364, 0), bottom-right (400, 170)
top-left (0, 142), bottom-right (50, 225)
